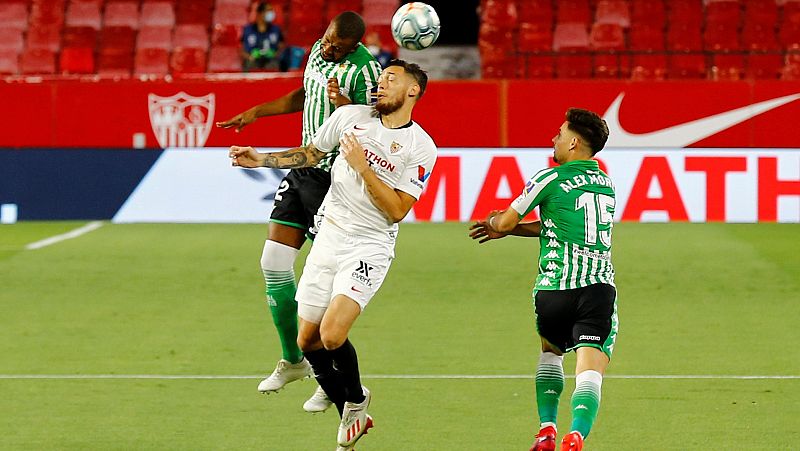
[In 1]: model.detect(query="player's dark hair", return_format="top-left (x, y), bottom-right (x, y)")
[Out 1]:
top-left (256, 2), bottom-right (268, 13)
top-left (386, 59), bottom-right (428, 99)
top-left (566, 108), bottom-right (609, 155)
top-left (332, 11), bottom-right (366, 41)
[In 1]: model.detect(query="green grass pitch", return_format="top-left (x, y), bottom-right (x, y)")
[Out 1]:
top-left (1, 222), bottom-right (798, 450)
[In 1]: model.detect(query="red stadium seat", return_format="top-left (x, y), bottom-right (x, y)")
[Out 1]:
top-left (705, 0), bottom-right (741, 27)
top-left (479, 23), bottom-right (515, 52)
top-left (286, 24), bottom-right (326, 47)
top-left (211, 24), bottom-right (240, 46)
top-left (62, 26), bottom-right (98, 48)
top-left (97, 49), bottom-right (133, 76)
top-left (169, 47), bottom-right (207, 76)
top-left (481, 0), bottom-right (518, 30)
top-left (556, 54), bottom-right (592, 78)
top-left (60, 46), bottom-right (95, 74)
top-left (26, 27), bottom-right (62, 52)
top-left (782, 0), bottom-right (800, 27)
top-left (0, 50), bottom-right (20, 75)
top-left (517, 0), bottom-right (553, 25)
top-left (137, 26), bottom-right (173, 51)
top-left (746, 53), bottom-right (782, 79)
top-left (176, 2), bottom-right (213, 26)
top-left (709, 53), bottom-right (744, 80)
top-left (742, 23), bottom-right (780, 52)
top-left (140, 2), bottom-right (175, 27)
top-left (743, 0), bottom-right (777, 28)
top-left (99, 26), bottom-right (136, 52)
top-left (324, 0), bottom-right (362, 24)
top-left (668, 53), bottom-right (706, 79)
top-left (0, 29), bottom-right (25, 54)
top-left (361, 0), bottom-right (397, 26)
top-left (779, 23), bottom-right (800, 48)
top-left (20, 48), bottom-right (56, 74)
top-left (556, 0), bottom-right (591, 26)
top-left (481, 54), bottom-right (521, 79)
top-left (667, 0), bottom-right (703, 28)
top-left (553, 23), bottom-right (589, 51)
top-left (631, 54), bottom-right (667, 80)
top-left (66, 1), bottom-right (102, 29)
top-left (595, 0), bottom-right (630, 28)
top-left (667, 23), bottom-right (702, 51)
top-left (213, 3), bottom-right (248, 27)
top-left (207, 45), bottom-right (241, 72)
top-left (134, 47), bottom-right (169, 75)
top-left (629, 25), bottom-right (665, 51)
top-left (630, 0), bottom-right (665, 28)
top-left (518, 23), bottom-right (553, 52)
top-left (0, 3), bottom-right (29, 30)
top-left (704, 23), bottom-right (740, 51)
top-left (590, 23), bottom-right (627, 78)
top-left (104, 1), bottom-right (140, 29)
top-left (174, 24), bottom-right (209, 51)
top-left (524, 54), bottom-right (555, 78)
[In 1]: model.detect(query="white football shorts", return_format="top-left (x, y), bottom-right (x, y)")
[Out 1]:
top-left (296, 220), bottom-right (394, 323)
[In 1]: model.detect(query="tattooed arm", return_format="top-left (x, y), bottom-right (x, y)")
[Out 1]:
top-left (228, 144), bottom-right (326, 169)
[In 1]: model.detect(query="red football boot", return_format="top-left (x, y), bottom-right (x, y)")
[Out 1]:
top-left (560, 431), bottom-right (584, 451)
top-left (530, 425), bottom-right (557, 451)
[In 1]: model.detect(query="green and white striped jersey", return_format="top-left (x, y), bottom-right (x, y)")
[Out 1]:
top-left (510, 160), bottom-right (616, 291)
top-left (302, 40), bottom-right (382, 171)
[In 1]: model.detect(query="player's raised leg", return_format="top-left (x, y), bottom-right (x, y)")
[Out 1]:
top-left (257, 223), bottom-right (312, 393)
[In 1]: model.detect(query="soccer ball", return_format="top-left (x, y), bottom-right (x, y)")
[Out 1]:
top-left (391, 2), bottom-right (441, 51)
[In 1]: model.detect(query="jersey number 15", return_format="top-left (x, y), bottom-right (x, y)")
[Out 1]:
top-left (575, 192), bottom-right (614, 248)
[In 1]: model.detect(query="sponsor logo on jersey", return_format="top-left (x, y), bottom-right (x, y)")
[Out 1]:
top-left (546, 261), bottom-right (558, 271)
top-left (544, 250), bottom-right (559, 259)
top-left (351, 261), bottom-right (374, 286)
top-left (547, 239), bottom-right (560, 248)
top-left (579, 335), bottom-right (602, 341)
top-left (363, 149), bottom-right (396, 172)
top-left (544, 219), bottom-right (557, 228)
top-left (148, 92), bottom-right (215, 148)
top-left (354, 124), bottom-right (367, 130)
top-left (418, 166), bottom-right (431, 182)
top-left (524, 179), bottom-right (534, 194)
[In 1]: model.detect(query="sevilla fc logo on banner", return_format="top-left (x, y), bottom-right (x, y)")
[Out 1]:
top-left (148, 92), bottom-right (215, 148)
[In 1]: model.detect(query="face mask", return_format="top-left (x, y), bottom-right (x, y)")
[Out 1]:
top-left (264, 11), bottom-right (275, 22)
top-left (367, 45), bottom-right (380, 55)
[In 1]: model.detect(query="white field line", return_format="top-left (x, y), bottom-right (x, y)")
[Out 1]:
top-left (0, 374), bottom-right (797, 380)
top-left (25, 221), bottom-right (104, 250)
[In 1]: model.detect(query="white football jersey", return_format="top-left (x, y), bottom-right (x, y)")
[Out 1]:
top-left (312, 104), bottom-right (437, 239)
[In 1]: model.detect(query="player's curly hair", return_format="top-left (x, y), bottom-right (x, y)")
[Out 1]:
top-left (332, 11), bottom-right (366, 41)
top-left (386, 59), bottom-right (428, 99)
top-left (566, 108), bottom-right (609, 155)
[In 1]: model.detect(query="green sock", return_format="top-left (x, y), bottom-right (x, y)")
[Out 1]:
top-left (264, 269), bottom-right (303, 364)
top-left (535, 352), bottom-right (564, 425)
top-left (570, 370), bottom-right (603, 438)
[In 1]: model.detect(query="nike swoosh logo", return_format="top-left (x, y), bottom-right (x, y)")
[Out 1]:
top-left (603, 92), bottom-right (800, 147)
top-left (351, 286), bottom-right (362, 293)
top-left (354, 125), bottom-right (366, 130)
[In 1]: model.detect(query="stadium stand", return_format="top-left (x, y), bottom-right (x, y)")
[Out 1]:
top-left (1, 0), bottom-right (795, 81)
top-left (481, 0), bottom-right (798, 80)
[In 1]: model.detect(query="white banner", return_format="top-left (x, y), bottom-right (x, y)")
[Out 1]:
top-left (113, 148), bottom-right (800, 223)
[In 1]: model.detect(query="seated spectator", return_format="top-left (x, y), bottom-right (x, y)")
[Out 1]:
top-left (241, 2), bottom-right (285, 71)
top-left (364, 30), bottom-right (394, 68)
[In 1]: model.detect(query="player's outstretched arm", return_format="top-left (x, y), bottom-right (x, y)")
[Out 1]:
top-left (216, 87), bottom-right (306, 133)
top-left (339, 133), bottom-right (415, 223)
top-left (229, 144), bottom-right (325, 169)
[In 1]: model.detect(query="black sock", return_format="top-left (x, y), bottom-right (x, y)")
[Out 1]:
top-left (303, 347), bottom-right (346, 416)
top-left (328, 339), bottom-right (366, 404)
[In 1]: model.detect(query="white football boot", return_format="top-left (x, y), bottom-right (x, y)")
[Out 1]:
top-left (257, 358), bottom-right (312, 393)
top-left (337, 387), bottom-right (374, 447)
top-left (303, 385), bottom-right (334, 413)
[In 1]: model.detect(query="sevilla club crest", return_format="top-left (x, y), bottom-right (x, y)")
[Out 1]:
top-left (148, 92), bottom-right (215, 148)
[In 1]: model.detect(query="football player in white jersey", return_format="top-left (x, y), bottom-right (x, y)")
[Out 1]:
top-left (229, 59), bottom-right (436, 450)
